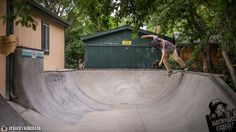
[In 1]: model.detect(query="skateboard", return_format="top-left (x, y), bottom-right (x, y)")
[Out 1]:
top-left (166, 70), bottom-right (185, 77)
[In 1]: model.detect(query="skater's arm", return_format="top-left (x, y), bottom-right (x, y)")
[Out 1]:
top-left (141, 35), bottom-right (156, 39)
top-left (159, 51), bottom-right (167, 66)
top-left (159, 42), bottom-right (167, 66)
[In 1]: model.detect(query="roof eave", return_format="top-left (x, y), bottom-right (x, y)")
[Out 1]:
top-left (81, 26), bottom-right (157, 41)
top-left (28, 1), bottom-right (71, 28)
top-left (81, 26), bottom-right (173, 42)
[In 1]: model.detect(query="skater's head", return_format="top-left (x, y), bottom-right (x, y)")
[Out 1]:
top-left (157, 39), bottom-right (163, 44)
top-left (150, 40), bottom-right (158, 47)
top-left (150, 38), bottom-right (163, 48)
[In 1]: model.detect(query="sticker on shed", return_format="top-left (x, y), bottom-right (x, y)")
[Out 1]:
top-left (122, 40), bottom-right (132, 46)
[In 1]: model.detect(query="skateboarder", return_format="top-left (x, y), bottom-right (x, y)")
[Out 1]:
top-left (141, 34), bottom-right (188, 74)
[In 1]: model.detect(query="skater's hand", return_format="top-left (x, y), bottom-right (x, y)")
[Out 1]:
top-left (158, 62), bottom-right (162, 67)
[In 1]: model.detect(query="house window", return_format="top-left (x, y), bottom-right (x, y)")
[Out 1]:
top-left (41, 21), bottom-right (50, 54)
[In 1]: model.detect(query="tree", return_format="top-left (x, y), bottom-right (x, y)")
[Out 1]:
top-left (7, 0), bottom-right (236, 87)
top-left (35, 0), bottom-right (74, 17)
top-left (149, 0), bottom-right (236, 87)
top-left (35, 0), bottom-right (120, 68)
top-left (111, 0), bottom-right (236, 87)
top-left (215, 0), bottom-right (236, 88)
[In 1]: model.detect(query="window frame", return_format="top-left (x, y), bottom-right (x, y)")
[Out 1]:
top-left (41, 20), bottom-right (50, 54)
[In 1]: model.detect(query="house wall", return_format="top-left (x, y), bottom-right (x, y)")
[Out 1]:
top-left (0, 0), bottom-right (7, 97)
top-left (44, 21), bottom-right (65, 71)
top-left (14, 15), bottom-right (41, 49)
top-left (14, 12), bottom-right (65, 71)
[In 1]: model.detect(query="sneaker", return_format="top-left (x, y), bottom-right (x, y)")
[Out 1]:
top-left (183, 67), bottom-right (188, 71)
top-left (168, 70), bottom-right (173, 74)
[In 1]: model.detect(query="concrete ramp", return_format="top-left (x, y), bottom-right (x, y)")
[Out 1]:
top-left (10, 69), bottom-right (236, 132)
top-left (9, 47), bottom-right (236, 132)
top-left (71, 70), bottom-right (184, 104)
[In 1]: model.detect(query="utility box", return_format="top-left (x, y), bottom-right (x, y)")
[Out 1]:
top-left (82, 26), bottom-right (173, 69)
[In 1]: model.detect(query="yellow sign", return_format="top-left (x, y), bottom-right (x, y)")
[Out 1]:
top-left (122, 40), bottom-right (132, 45)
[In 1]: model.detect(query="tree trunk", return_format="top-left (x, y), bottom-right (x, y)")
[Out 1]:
top-left (202, 52), bottom-right (209, 72)
top-left (222, 49), bottom-right (236, 87)
top-left (206, 43), bottom-right (211, 72)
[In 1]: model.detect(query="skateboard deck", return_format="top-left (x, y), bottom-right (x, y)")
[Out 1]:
top-left (166, 70), bottom-right (185, 77)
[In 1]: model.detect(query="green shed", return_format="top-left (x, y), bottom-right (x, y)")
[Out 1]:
top-left (81, 26), bottom-right (173, 69)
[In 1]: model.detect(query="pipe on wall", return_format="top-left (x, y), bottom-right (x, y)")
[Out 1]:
top-left (6, 0), bottom-right (16, 100)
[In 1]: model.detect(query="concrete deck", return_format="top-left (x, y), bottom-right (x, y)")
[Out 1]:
top-left (0, 95), bottom-right (27, 127)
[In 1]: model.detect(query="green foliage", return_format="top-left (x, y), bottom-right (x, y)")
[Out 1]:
top-left (2, 0), bottom-right (38, 30)
top-left (186, 44), bottom-right (203, 67)
top-left (65, 39), bottom-right (84, 69)
top-left (8, 0), bottom-right (236, 83)
top-left (35, 0), bottom-right (74, 16)
top-left (212, 0), bottom-right (236, 53)
top-left (78, 0), bottom-right (116, 31)
top-left (64, 16), bottom-right (95, 69)
top-left (41, 0), bottom-right (236, 74)
top-left (114, 0), bottom-right (156, 27)
top-left (14, 3), bottom-right (38, 30)
top-left (228, 79), bottom-right (236, 92)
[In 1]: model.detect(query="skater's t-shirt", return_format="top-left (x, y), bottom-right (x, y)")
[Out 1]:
top-left (153, 36), bottom-right (175, 54)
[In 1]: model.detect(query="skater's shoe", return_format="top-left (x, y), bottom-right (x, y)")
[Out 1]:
top-left (183, 67), bottom-right (188, 71)
top-left (168, 70), bottom-right (173, 74)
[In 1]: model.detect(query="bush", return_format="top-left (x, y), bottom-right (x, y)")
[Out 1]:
top-left (65, 40), bottom-right (85, 69)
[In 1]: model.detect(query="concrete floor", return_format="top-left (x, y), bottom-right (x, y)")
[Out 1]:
top-left (2, 70), bottom-right (236, 132)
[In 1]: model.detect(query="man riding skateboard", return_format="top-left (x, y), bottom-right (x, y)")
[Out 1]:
top-left (141, 34), bottom-right (188, 74)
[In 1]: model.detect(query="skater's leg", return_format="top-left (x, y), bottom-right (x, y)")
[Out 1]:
top-left (163, 58), bottom-right (172, 73)
top-left (171, 48), bottom-right (187, 69)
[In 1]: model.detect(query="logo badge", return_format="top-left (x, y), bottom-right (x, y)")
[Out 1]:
top-left (0, 125), bottom-right (8, 132)
top-left (206, 98), bottom-right (236, 132)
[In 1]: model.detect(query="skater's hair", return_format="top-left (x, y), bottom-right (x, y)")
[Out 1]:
top-left (150, 40), bottom-right (157, 48)
top-left (150, 39), bottom-right (161, 48)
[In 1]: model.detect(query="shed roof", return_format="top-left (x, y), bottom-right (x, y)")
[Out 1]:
top-left (28, 1), bottom-right (71, 28)
top-left (81, 26), bottom-right (166, 41)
